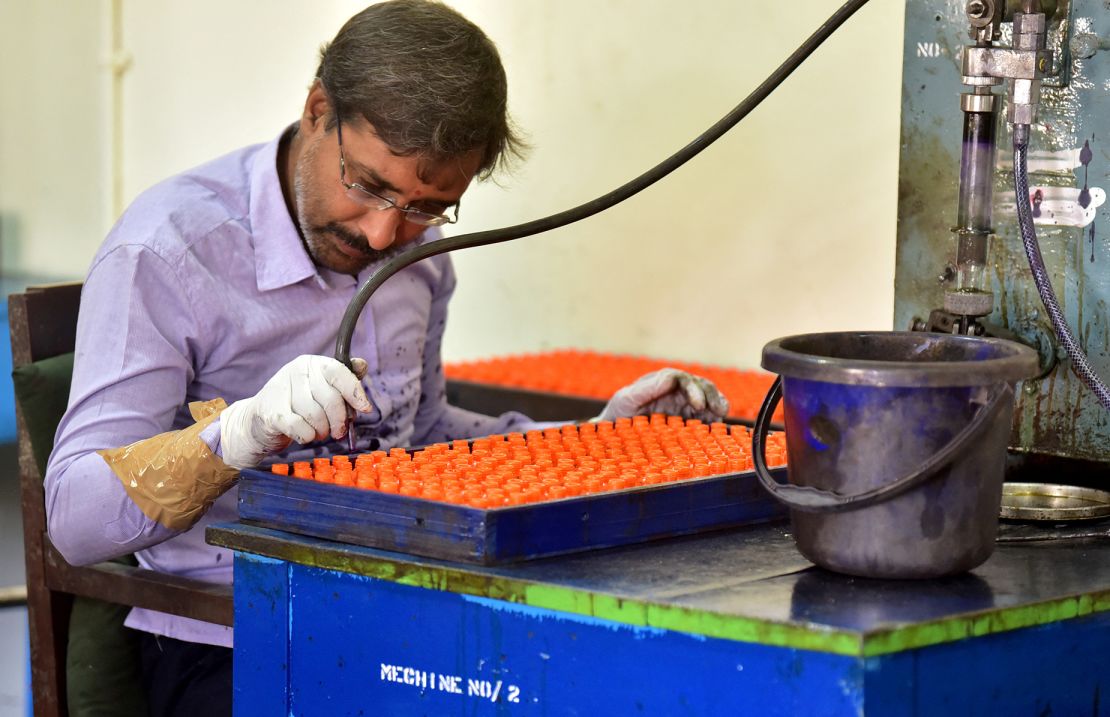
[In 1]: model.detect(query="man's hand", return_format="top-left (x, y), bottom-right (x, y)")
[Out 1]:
top-left (220, 355), bottom-right (372, 469)
top-left (596, 368), bottom-right (730, 423)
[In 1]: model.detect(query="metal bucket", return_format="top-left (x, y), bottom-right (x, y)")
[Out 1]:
top-left (752, 331), bottom-right (1039, 579)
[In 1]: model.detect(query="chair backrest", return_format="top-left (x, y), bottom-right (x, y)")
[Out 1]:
top-left (10, 283), bottom-right (233, 717)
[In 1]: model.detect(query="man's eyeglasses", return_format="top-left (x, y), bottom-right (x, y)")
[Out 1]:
top-left (336, 117), bottom-right (460, 227)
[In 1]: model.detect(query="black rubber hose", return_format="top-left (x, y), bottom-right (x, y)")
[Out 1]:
top-left (335, 0), bottom-right (872, 365)
top-left (1013, 128), bottom-right (1110, 410)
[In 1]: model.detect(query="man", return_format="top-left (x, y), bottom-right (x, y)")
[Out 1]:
top-left (45, 1), bottom-right (728, 713)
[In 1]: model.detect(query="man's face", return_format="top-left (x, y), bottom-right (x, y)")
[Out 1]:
top-left (292, 110), bottom-right (481, 275)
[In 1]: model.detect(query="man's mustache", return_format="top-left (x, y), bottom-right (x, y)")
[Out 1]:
top-left (311, 222), bottom-right (411, 266)
top-left (323, 223), bottom-right (372, 255)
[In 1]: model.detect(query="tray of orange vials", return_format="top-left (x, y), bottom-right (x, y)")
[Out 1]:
top-left (237, 415), bottom-right (789, 565)
top-left (445, 349), bottom-right (785, 424)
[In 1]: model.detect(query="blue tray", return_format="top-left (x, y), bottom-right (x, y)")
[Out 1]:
top-left (237, 466), bottom-right (788, 564)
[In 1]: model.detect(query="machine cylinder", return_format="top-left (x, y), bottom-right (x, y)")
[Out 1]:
top-left (956, 109), bottom-right (997, 234)
top-left (954, 107), bottom-right (998, 297)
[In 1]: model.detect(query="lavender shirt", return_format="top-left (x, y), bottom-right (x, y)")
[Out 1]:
top-left (44, 129), bottom-right (535, 647)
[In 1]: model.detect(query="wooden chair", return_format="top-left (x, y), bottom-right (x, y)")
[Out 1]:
top-left (10, 282), bottom-right (233, 717)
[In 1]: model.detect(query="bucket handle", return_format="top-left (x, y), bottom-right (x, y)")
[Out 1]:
top-left (751, 376), bottom-right (1013, 513)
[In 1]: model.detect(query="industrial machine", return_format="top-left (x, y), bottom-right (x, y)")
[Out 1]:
top-left (897, 0), bottom-right (1109, 474)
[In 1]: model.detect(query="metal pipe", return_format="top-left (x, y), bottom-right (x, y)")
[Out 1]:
top-left (109, 0), bottom-right (132, 220)
top-left (1003, 0), bottom-right (1057, 20)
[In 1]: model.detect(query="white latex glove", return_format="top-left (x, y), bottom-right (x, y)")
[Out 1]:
top-left (596, 368), bottom-right (730, 423)
top-left (219, 355), bottom-right (372, 469)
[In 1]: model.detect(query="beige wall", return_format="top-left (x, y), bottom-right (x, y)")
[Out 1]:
top-left (2, 0), bottom-right (905, 368)
top-left (0, 1), bottom-right (108, 277)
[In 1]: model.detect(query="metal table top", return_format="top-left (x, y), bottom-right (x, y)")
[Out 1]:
top-left (208, 518), bottom-right (1110, 657)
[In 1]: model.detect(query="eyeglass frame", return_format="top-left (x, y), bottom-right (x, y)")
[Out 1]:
top-left (335, 116), bottom-right (461, 227)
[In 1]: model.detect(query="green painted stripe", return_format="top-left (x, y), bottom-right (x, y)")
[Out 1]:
top-left (860, 590), bottom-right (1110, 656)
top-left (224, 540), bottom-right (865, 655)
top-left (224, 539), bottom-right (1110, 657)
top-left (520, 582), bottom-right (864, 654)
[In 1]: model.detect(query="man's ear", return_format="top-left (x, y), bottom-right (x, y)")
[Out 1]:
top-left (300, 79), bottom-right (332, 133)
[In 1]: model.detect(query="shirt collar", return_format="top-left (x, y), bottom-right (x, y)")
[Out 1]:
top-left (249, 125), bottom-right (318, 292)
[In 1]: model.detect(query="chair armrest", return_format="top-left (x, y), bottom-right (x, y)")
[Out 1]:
top-left (43, 543), bottom-right (233, 626)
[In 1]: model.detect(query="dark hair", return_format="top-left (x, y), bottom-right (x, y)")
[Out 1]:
top-left (316, 0), bottom-right (526, 179)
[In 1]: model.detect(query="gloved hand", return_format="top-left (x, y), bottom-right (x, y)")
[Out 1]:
top-left (596, 368), bottom-right (730, 423)
top-left (220, 355), bottom-right (372, 469)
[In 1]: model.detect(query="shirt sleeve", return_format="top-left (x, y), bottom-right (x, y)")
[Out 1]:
top-left (44, 243), bottom-right (209, 566)
top-left (410, 257), bottom-right (553, 444)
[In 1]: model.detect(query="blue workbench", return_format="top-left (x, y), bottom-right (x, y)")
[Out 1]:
top-left (207, 520), bottom-right (1110, 716)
